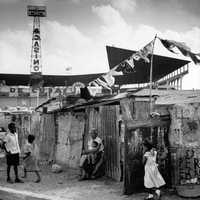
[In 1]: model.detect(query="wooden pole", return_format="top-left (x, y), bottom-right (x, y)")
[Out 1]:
top-left (149, 35), bottom-right (157, 114)
top-left (36, 88), bottom-right (39, 107)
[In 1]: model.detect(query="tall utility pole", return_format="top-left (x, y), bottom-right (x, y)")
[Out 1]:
top-left (27, 5), bottom-right (46, 88)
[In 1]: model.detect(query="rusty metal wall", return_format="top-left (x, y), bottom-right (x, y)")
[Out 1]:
top-left (15, 114), bottom-right (31, 148)
top-left (82, 108), bottom-right (100, 151)
top-left (40, 113), bottom-right (56, 162)
top-left (99, 105), bottom-right (121, 181)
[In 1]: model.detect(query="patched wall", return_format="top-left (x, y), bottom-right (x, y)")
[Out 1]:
top-left (169, 103), bottom-right (200, 147)
top-left (55, 112), bottom-right (85, 168)
top-left (169, 103), bottom-right (200, 186)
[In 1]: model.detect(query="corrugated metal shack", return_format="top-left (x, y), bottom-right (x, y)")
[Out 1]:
top-left (36, 89), bottom-right (200, 196)
top-left (0, 108), bottom-right (40, 148)
top-left (131, 89), bottom-right (200, 197)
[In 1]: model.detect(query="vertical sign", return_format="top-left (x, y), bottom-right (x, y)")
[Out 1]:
top-left (31, 26), bottom-right (42, 74)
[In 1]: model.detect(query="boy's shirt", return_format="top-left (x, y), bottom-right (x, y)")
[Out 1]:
top-left (4, 132), bottom-right (20, 154)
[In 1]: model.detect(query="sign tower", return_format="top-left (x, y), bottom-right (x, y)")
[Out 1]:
top-left (27, 5), bottom-right (46, 87)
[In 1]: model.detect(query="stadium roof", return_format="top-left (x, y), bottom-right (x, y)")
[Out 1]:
top-left (106, 46), bottom-right (190, 84)
top-left (0, 46), bottom-right (190, 86)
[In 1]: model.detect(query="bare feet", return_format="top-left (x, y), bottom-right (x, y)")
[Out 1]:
top-left (34, 179), bottom-right (41, 183)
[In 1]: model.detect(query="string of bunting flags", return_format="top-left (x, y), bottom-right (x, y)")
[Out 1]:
top-left (88, 39), bottom-right (155, 91)
top-left (158, 37), bottom-right (200, 64)
top-left (86, 36), bottom-right (200, 96)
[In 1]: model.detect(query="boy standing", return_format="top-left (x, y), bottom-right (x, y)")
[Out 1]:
top-left (4, 122), bottom-right (23, 183)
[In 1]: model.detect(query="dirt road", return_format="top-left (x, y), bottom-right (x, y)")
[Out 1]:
top-left (0, 164), bottom-right (193, 200)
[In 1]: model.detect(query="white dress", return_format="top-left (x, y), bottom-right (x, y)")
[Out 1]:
top-left (144, 150), bottom-right (165, 188)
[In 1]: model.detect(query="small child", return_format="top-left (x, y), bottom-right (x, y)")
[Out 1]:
top-left (87, 141), bottom-right (98, 164)
top-left (22, 134), bottom-right (41, 183)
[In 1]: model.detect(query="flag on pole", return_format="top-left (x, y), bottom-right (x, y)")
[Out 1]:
top-left (132, 40), bottom-right (154, 63)
top-left (159, 37), bottom-right (200, 64)
top-left (158, 38), bottom-right (177, 54)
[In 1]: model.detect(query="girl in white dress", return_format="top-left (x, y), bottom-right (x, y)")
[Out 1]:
top-left (143, 140), bottom-right (165, 200)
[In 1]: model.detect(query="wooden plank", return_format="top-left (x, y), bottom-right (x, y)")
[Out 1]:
top-left (127, 117), bottom-right (170, 130)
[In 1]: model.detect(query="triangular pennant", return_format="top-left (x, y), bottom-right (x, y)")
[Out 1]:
top-left (115, 61), bottom-right (135, 74)
top-left (159, 37), bottom-right (200, 64)
top-left (102, 73), bottom-right (115, 87)
top-left (125, 57), bottom-right (135, 68)
top-left (132, 40), bottom-right (154, 63)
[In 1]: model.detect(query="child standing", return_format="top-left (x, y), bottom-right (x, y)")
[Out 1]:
top-left (143, 140), bottom-right (165, 200)
top-left (22, 134), bottom-right (41, 183)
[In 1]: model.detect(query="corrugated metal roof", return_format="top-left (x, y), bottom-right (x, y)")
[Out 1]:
top-left (61, 92), bottom-right (128, 111)
top-left (36, 89), bottom-right (200, 113)
top-left (132, 89), bottom-right (200, 105)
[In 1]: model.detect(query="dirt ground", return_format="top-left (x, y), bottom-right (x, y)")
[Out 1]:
top-left (0, 161), bottom-right (195, 200)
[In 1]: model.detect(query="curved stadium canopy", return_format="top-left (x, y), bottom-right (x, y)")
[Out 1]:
top-left (106, 46), bottom-right (190, 85)
top-left (0, 46), bottom-right (190, 86)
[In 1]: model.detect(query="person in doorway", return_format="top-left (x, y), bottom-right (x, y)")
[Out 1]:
top-left (143, 139), bottom-right (165, 200)
top-left (3, 122), bottom-right (23, 183)
top-left (22, 134), bottom-right (41, 183)
top-left (79, 128), bottom-right (104, 180)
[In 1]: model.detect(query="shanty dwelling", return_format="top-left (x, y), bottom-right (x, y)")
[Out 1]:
top-left (130, 89), bottom-right (200, 197)
top-left (36, 89), bottom-right (200, 197)
top-left (0, 109), bottom-right (40, 146)
top-left (35, 90), bottom-right (168, 193)
top-left (0, 109), bottom-right (41, 170)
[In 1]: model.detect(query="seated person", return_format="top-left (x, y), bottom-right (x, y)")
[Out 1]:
top-left (79, 128), bottom-right (104, 180)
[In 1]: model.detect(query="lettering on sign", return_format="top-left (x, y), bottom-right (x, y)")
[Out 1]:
top-left (31, 28), bottom-right (41, 73)
top-left (0, 84), bottom-right (102, 98)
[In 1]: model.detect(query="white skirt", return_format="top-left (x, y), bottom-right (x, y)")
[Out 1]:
top-left (144, 163), bottom-right (166, 188)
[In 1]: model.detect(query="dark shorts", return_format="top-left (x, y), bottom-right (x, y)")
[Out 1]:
top-left (6, 153), bottom-right (19, 166)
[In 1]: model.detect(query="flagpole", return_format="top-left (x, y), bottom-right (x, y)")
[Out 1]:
top-left (36, 88), bottom-right (40, 107)
top-left (149, 34), bottom-right (157, 114)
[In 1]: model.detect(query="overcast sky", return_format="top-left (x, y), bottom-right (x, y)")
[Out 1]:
top-left (0, 0), bottom-right (200, 89)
